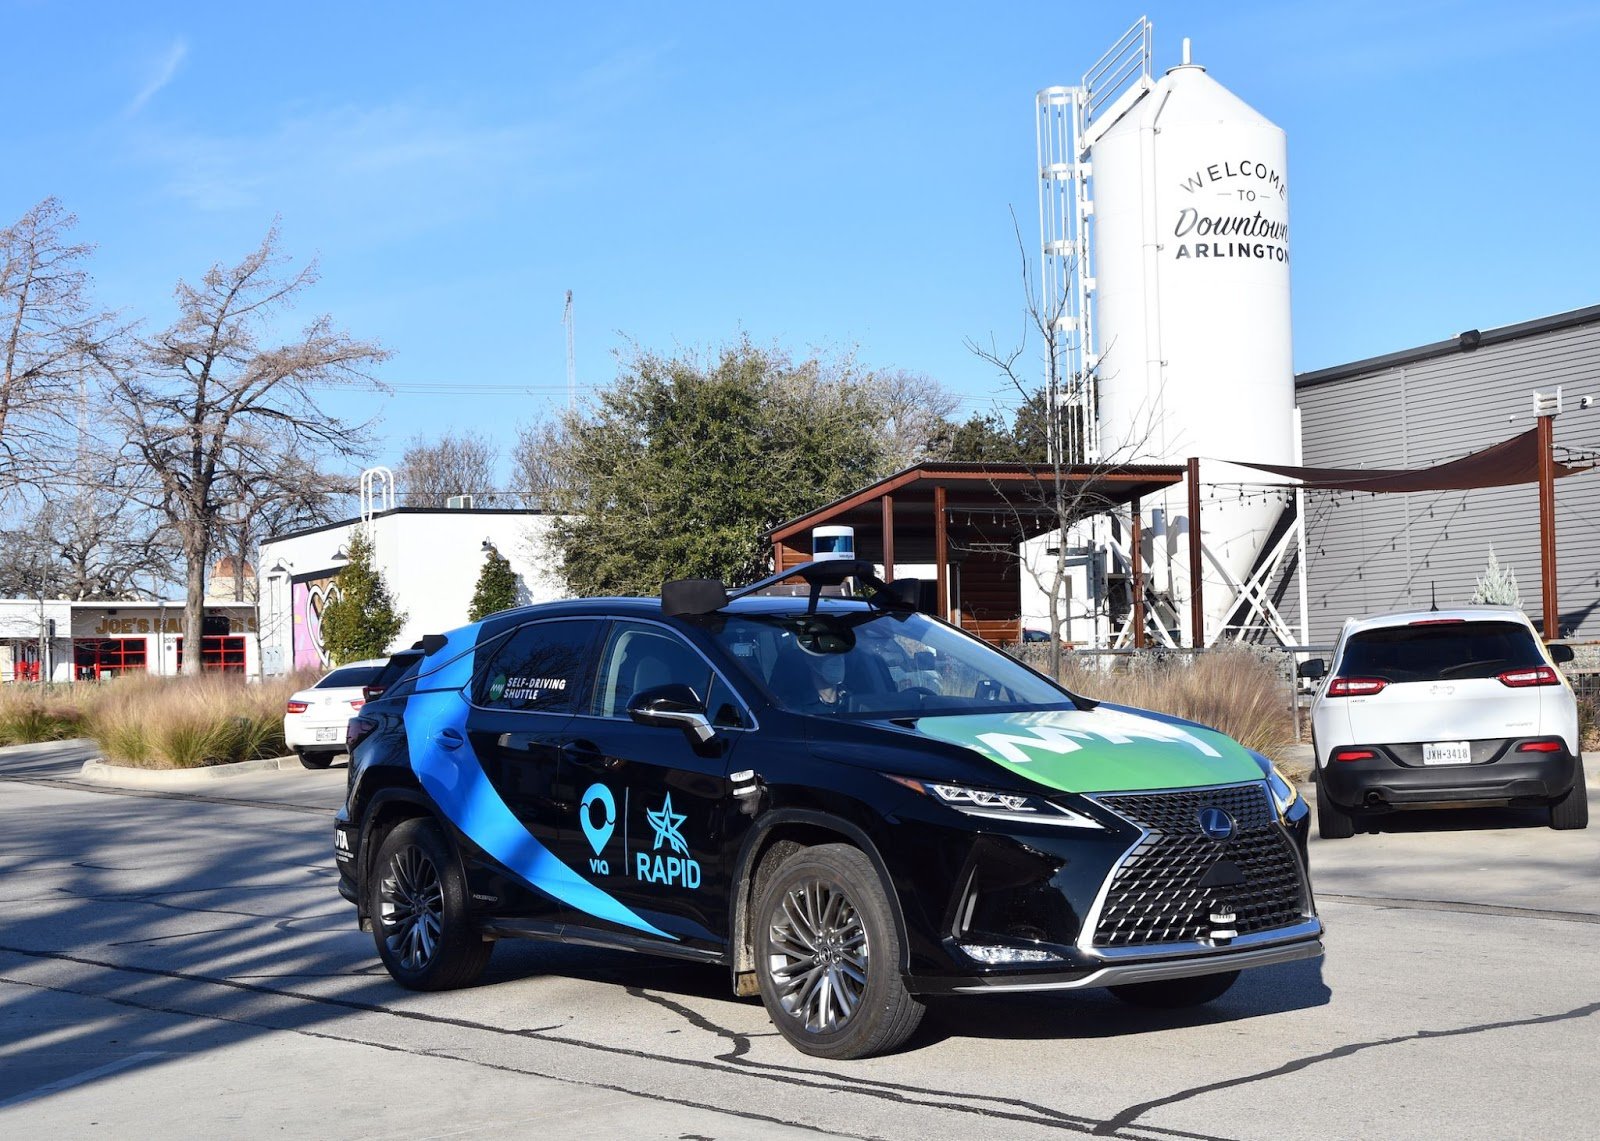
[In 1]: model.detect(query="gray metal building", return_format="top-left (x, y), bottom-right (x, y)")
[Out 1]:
top-left (1292, 303), bottom-right (1600, 642)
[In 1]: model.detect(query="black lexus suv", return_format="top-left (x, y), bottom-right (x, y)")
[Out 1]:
top-left (335, 560), bottom-right (1321, 1059)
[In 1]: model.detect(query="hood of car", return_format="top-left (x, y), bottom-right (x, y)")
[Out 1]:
top-left (908, 706), bottom-right (1262, 794)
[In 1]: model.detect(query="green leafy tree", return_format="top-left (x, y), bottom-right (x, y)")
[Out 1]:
top-left (939, 390), bottom-right (1050, 463)
top-left (549, 338), bottom-right (890, 596)
top-left (319, 530), bottom-right (406, 664)
top-left (468, 544), bottom-right (520, 620)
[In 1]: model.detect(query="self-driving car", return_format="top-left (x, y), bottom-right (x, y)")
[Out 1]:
top-left (334, 560), bottom-right (1321, 1059)
top-left (1302, 607), bottom-right (1587, 838)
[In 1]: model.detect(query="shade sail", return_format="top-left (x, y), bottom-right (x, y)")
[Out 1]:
top-left (1227, 429), bottom-right (1591, 493)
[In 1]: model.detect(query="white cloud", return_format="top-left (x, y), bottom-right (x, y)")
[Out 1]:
top-left (124, 39), bottom-right (188, 118)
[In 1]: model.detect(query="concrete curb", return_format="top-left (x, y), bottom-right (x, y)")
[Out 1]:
top-left (0, 737), bottom-right (97, 756)
top-left (79, 753), bottom-right (315, 787)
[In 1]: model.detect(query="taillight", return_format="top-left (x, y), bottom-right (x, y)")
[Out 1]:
top-left (1409, 618), bottom-right (1465, 625)
top-left (1517, 740), bottom-right (1564, 753)
top-left (1332, 747), bottom-right (1376, 762)
top-left (349, 699), bottom-right (365, 710)
top-left (347, 716), bottom-right (379, 753)
top-left (1497, 666), bottom-right (1560, 688)
top-left (285, 700), bottom-right (309, 714)
top-left (1327, 677), bottom-right (1388, 697)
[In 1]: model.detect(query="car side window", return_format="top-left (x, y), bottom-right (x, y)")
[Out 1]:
top-left (706, 673), bottom-right (751, 729)
top-left (590, 622), bottom-right (716, 718)
top-left (472, 620), bottom-right (601, 713)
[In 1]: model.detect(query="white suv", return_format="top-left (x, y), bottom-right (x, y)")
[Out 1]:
top-left (1301, 607), bottom-right (1586, 838)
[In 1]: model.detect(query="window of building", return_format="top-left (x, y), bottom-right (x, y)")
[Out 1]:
top-left (74, 638), bottom-right (149, 680)
top-left (175, 636), bottom-right (248, 674)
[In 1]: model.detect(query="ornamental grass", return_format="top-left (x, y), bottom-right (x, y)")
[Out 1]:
top-left (0, 684), bottom-right (93, 745)
top-left (1050, 647), bottom-right (1300, 772)
top-left (86, 673), bottom-right (308, 769)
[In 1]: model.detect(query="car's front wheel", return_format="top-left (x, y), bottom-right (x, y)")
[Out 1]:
top-left (1110, 969), bottom-right (1240, 1008)
top-left (754, 843), bottom-right (923, 1060)
top-left (1550, 759), bottom-right (1589, 830)
top-left (368, 817), bottom-right (492, 990)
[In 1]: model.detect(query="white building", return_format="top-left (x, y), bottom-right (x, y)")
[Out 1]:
top-left (256, 507), bottom-right (567, 675)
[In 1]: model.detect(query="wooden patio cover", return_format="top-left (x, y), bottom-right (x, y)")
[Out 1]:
top-left (767, 461), bottom-right (1191, 647)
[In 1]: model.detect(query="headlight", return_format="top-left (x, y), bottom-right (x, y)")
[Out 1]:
top-left (1265, 765), bottom-right (1299, 814)
top-left (889, 777), bottom-right (1104, 829)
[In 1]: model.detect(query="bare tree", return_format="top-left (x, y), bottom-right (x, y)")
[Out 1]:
top-left (214, 442), bottom-right (354, 601)
top-left (0, 198), bottom-right (116, 499)
top-left (965, 215), bottom-right (1159, 673)
top-left (511, 417), bottom-right (574, 511)
top-left (867, 369), bottom-right (962, 470)
top-left (109, 225), bottom-right (386, 674)
top-left (0, 456), bottom-right (178, 602)
top-left (397, 429), bottom-right (500, 507)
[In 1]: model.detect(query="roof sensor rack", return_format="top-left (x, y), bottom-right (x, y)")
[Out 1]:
top-left (661, 559), bottom-right (922, 618)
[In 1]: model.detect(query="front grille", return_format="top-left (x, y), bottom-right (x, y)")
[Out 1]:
top-left (1089, 783), bottom-right (1307, 948)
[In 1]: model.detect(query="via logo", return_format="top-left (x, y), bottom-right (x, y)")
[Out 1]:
top-left (580, 783), bottom-right (616, 874)
top-left (1196, 807), bottom-right (1237, 841)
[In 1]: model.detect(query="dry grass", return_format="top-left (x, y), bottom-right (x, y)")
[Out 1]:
top-left (0, 685), bottom-right (94, 745)
top-left (1054, 647), bottom-right (1298, 769)
top-left (85, 674), bottom-right (309, 769)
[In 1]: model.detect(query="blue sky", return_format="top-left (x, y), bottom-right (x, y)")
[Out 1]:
top-left (6, 1), bottom-right (1600, 481)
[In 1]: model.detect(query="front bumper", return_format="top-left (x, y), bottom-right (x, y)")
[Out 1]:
top-left (910, 921), bottom-right (1323, 994)
top-left (1320, 740), bottom-right (1578, 811)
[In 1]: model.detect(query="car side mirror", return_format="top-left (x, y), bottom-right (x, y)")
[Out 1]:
top-left (1549, 643), bottom-right (1575, 665)
top-left (627, 683), bottom-right (715, 743)
top-left (1297, 658), bottom-right (1326, 680)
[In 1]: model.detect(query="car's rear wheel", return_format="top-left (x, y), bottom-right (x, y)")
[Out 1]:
top-left (297, 749), bottom-right (334, 770)
top-left (1550, 759), bottom-right (1589, 830)
top-left (1315, 771), bottom-right (1356, 839)
top-left (754, 843), bottom-right (923, 1060)
top-left (1110, 969), bottom-right (1240, 1008)
top-left (369, 817), bottom-right (491, 990)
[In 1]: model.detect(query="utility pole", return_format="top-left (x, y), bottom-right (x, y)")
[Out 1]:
top-left (563, 290), bottom-right (576, 412)
top-left (1533, 389), bottom-right (1561, 639)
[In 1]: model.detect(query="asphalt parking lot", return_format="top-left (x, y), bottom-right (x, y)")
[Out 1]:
top-left (1, 742), bottom-right (1596, 1139)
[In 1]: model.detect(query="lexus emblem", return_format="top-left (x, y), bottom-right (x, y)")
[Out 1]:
top-left (1197, 807), bottom-right (1236, 841)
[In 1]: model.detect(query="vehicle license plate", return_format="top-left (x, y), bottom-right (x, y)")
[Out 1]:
top-left (315, 727), bottom-right (340, 743)
top-left (1422, 741), bottom-right (1470, 765)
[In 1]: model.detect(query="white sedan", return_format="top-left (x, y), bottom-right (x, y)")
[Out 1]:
top-left (1301, 606), bottom-right (1585, 838)
top-left (284, 659), bottom-right (389, 769)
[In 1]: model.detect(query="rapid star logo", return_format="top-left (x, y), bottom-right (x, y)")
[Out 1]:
top-left (637, 793), bottom-right (700, 888)
top-left (647, 793), bottom-right (690, 855)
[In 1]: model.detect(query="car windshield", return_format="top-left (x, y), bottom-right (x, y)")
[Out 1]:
top-left (1338, 620), bottom-right (1545, 683)
top-left (709, 609), bottom-right (1073, 717)
top-left (316, 664), bottom-right (384, 689)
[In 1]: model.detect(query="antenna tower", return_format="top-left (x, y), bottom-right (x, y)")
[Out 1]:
top-left (563, 290), bottom-right (576, 411)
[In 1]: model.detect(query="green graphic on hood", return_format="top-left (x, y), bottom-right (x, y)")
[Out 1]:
top-left (914, 708), bottom-right (1261, 794)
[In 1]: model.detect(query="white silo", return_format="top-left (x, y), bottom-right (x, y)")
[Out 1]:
top-left (1039, 22), bottom-right (1297, 645)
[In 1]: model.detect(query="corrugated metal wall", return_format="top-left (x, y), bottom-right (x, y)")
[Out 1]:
top-left (1295, 318), bottom-right (1600, 642)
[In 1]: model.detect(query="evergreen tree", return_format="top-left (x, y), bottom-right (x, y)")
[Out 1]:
top-left (468, 544), bottom-right (520, 621)
top-left (320, 530), bottom-right (407, 664)
top-left (1470, 546), bottom-right (1522, 607)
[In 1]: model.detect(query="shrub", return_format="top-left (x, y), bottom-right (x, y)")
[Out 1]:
top-left (87, 674), bottom-right (305, 769)
top-left (1054, 647), bottom-right (1297, 769)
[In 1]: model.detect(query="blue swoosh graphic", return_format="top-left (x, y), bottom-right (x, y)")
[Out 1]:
top-left (403, 622), bottom-right (673, 940)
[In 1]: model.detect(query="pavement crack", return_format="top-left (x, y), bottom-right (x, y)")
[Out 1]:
top-left (1096, 998), bottom-right (1600, 1135)
top-left (625, 985), bottom-right (753, 1059)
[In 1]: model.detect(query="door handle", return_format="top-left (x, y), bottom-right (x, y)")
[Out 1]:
top-left (436, 728), bottom-right (464, 751)
top-left (561, 739), bottom-right (606, 766)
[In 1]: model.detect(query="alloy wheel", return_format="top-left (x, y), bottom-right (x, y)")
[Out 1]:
top-left (766, 879), bottom-right (870, 1033)
top-left (379, 844), bottom-right (444, 972)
